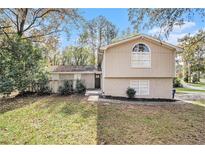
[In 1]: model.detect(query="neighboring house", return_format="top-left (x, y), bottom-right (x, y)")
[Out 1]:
top-left (50, 34), bottom-right (179, 99)
top-left (50, 65), bottom-right (102, 93)
top-left (100, 34), bottom-right (179, 99)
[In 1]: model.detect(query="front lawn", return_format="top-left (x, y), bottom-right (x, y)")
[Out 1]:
top-left (0, 96), bottom-right (97, 144)
top-left (192, 99), bottom-right (205, 107)
top-left (0, 95), bottom-right (204, 144)
top-left (187, 82), bottom-right (205, 88)
top-left (176, 87), bottom-right (205, 93)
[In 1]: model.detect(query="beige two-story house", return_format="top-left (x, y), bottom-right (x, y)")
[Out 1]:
top-left (100, 34), bottom-right (179, 99)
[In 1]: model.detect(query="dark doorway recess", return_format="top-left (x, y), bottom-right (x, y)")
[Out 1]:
top-left (95, 74), bottom-right (101, 89)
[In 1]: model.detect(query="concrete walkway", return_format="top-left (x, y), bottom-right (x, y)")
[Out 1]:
top-left (87, 95), bottom-right (99, 102)
top-left (85, 89), bottom-right (102, 96)
top-left (175, 93), bottom-right (205, 101)
top-left (86, 89), bottom-right (102, 102)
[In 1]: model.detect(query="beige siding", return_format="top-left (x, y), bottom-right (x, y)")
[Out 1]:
top-left (51, 74), bottom-right (59, 80)
top-left (81, 74), bottom-right (95, 89)
top-left (50, 73), bottom-right (95, 93)
top-left (49, 81), bottom-right (59, 93)
top-left (104, 39), bottom-right (175, 78)
top-left (59, 74), bottom-right (74, 80)
top-left (104, 78), bottom-right (173, 99)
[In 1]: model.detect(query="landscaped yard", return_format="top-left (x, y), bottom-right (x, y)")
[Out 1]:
top-left (176, 87), bottom-right (205, 93)
top-left (187, 82), bottom-right (205, 88)
top-left (0, 95), bottom-right (205, 144)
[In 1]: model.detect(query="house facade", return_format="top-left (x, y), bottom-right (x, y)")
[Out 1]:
top-left (100, 34), bottom-right (178, 99)
top-left (50, 34), bottom-right (178, 99)
top-left (50, 65), bottom-right (102, 93)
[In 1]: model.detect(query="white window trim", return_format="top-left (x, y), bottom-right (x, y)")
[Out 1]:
top-left (131, 42), bottom-right (151, 68)
top-left (130, 80), bottom-right (150, 96)
top-left (74, 73), bottom-right (81, 80)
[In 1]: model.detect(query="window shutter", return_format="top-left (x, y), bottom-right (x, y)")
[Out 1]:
top-left (130, 80), bottom-right (140, 95)
top-left (139, 80), bottom-right (149, 95)
top-left (130, 80), bottom-right (149, 96)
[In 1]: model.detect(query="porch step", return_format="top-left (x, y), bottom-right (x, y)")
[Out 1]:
top-left (85, 89), bottom-right (102, 96)
top-left (87, 95), bottom-right (99, 102)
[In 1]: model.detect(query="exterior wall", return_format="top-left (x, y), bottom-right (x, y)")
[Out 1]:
top-left (49, 81), bottom-right (59, 93)
top-left (104, 38), bottom-right (176, 78)
top-left (103, 78), bottom-right (173, 99)
top-left (102, 55), bottom-right (105, 92)
top-left (81, 74), bottom-right (95, 89)
top-left (59, 74), bottom-right (74, 80)
top-left (49, 73), bottom-right (95, 93)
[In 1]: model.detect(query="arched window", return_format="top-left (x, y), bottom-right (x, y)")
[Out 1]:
top-left (133, 43), bottom-right (150, 53)
top-left (131, 43), bottom-right (151, 68)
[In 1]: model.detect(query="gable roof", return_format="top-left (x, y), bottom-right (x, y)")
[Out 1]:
top-left (100, 34), bottom-right (181, 51)
top-left (51, 65), bottom-right (100, 73)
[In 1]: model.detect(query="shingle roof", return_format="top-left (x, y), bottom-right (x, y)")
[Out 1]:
top-left (51, 65), bottom-right (99, 73)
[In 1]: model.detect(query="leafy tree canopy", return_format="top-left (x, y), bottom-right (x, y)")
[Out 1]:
top-left (0, 35), bottom-right (46, 94)
top-left (179, 30), bottom-right (205, 82)
top-left (62, 46), bottom-right (94, 66)
top-left (128, 9), bottom-right (205, 40)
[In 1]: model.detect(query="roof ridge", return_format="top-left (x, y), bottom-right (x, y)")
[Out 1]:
top-left (111, 33), bottom-right (140, 43)
top-left (101, 34), bottom-right (180, 50)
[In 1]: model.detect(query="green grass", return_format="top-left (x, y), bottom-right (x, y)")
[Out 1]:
top-left (0, 95), bottom-right (205, 144)
top-left (0, 96), bottom-right (97, 144)
top-left (176, 87), bottom-right (205, 93)
top-left (192, 99), bottom-right (205, 107)
top-left (187, 82), bottom-right (205, 88)
top-left (97, 102), bottom-right (205, 144)
top-left (186, 78), bottom-right (205, 88)
top-left (200, 78), bottom-right (205, 83)
top-left (198, 99), bottom-right (205, 104)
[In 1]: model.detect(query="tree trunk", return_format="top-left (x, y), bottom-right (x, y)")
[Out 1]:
top-left (188, 63), bottom-right (191, 83)
top-left (198, 70), bottom-right (200, 82)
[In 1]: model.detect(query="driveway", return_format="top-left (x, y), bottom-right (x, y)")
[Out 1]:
top-left (175, 92), bottom-right (205, 101)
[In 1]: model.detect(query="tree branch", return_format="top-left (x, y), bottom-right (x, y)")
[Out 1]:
top-left (22, 30), bottom-right (61, 40)
top-left (23, 9), bottom-right (61, 33)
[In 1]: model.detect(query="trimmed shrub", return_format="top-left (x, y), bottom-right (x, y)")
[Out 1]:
top-left (37, 86), bottom-right (52, 96)
top-left (183, 76), bottom-right (188, 83)
top-left (58, 80), bottom-right (73, 95)
top-left (126, 87), bottom-right (136, 99)
top-left (183, 71), bottom-right (189, 83)
top-left (36, 72), bottom-right (52, 95)
top-left (76, 80), bottom-right (86, 94)
top-left (0, 77), bottom-right (15, 97)
top-left (173, 77), bottom-right (182, 88)
top-left (192, 73), bottom-right (198, 83)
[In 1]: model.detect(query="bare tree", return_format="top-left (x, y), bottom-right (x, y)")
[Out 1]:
top-left (0, 8), bottom-right (82, 41)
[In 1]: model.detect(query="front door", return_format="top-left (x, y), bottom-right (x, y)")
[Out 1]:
top-left (95, 74), bottom-right (101, 89)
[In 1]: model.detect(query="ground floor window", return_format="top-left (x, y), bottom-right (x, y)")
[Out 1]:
top-left (130, 80), bottom-right (149, 95)
top-left (73, 74), bottom-right (81, 89)
top-left (74, 73), bottom-right (81, 80)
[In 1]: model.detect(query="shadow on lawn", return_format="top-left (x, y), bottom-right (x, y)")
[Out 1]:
top-left (96, 101), bottom-right (205, 145)
top-left (1, 95), bottom-right (204, 144)
top-left (36, 94), bottom-right (96, 119)
top-left (0, 97), bottom-right (39, 114)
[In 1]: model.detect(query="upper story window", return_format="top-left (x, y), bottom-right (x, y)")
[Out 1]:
top-left (131, 43), bottom-right (151, 68)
